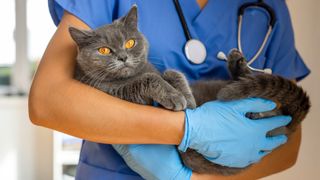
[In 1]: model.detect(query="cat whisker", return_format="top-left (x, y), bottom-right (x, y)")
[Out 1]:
top-left (93, 70), bottom-right (106, 88)
top-left (81, 68), bottom-right (104, 83)
top-left (107, 64), bottom-right (121, 71)
top-left (89, 70), bottom-right (105, 87)
top-left (80, 69), bottom-right (97, 82)
top-left (86, 69), bottom-right (105, 87)
top-left (97, 74), bottom-right (108, 88)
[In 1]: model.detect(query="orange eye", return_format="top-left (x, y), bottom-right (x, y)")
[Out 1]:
top-left (125, 39), bottom-right (135, 49)
top-left (98, 47), bottom-right (111, 55)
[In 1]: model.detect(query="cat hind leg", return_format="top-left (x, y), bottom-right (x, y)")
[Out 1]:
top-left (246, 109), bottom-right (288, 136)
top-left (227, 49), bottom-right (253, 80)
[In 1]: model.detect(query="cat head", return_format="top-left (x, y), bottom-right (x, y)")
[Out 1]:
top-left (69, 6), bottom-right (149, 80)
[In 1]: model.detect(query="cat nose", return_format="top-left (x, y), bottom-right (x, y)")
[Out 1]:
top-left (118, 56), bottom-right (127, 62)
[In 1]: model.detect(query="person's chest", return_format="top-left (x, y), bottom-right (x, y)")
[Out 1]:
top-left (112, 0), bottom-right (275, 81)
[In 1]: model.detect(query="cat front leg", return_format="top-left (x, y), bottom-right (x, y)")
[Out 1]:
top-left (140, 73), bottom-right (187, 111)
top-left (162, 70), bottom-right (196, 109)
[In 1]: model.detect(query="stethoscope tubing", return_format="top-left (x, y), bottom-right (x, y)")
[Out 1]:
top-left (173, 0), bottom-right (207, 64)
top-left (173, 0), bottom-right (192, 40)
top-left (238, 15), bottom-right (273, 66)
top-left (238, 1), bottom-right (276, 28)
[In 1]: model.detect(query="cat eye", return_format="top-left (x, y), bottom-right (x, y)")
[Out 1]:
top-left (125, 39), bottom-right (135, 49)
top-left (98, 47), bottom-right (111, 55)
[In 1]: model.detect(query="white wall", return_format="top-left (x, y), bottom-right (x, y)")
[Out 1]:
top-left (265, 0), bottom-right (320, 179)
top-left (0, 97), bottom-right (53, 180)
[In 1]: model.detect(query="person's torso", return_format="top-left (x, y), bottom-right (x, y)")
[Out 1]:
top-left (52, 1), bottom-right (281, 179)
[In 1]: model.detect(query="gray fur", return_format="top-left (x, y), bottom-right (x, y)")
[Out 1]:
top-left (70, 6), bottom-right (194, 111)
top-left (180, 49), bottom-right (310, 175)
top-left (70, 6), bottom-right (310, 176)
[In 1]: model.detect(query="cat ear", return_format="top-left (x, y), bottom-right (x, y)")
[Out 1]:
top-left (122, 5), bottom-right (138, 30)
top-left (69, 26), bottom-right (95, 46)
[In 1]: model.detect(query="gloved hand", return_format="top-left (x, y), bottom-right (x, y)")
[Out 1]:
top-left (179, 98), bottom-right (291, 168)
top-left (114, 144), bottom-right (191, 180)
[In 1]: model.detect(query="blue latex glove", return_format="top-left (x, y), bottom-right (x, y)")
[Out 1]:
top-left (114, 144), bottom-right (191, 180)
top-left (178, 98), bottom-right (292, 168)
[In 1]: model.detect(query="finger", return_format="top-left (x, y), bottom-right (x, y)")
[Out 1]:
top-left (261, 135), bottom-right (288, 151)
top-left (250, 150), bottom-right (272, 165)
top-left (257, 115), bottom-right (292, 131)
top-left (233, 98), bottom-right (276, 113)
top-left (202, 151), bottom-right (221, 160)
top-left (258, 150), bottom-right (271, 159)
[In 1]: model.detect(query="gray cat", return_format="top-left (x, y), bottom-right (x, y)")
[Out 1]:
top-left (69, 6), bottom-right (195, 111)
top-left (69, 6), bottom-right (310, 176)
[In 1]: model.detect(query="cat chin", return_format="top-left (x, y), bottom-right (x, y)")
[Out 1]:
top-left (117, 67), bottom-right (135, 77)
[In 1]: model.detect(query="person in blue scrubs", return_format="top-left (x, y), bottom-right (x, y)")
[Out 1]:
top-left (47, 0), bottom-right (310, 179)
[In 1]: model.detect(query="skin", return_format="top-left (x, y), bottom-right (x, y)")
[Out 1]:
top-left (197, 0), bottom-right (208, 9)
top-left (28, 0), bottom-right (301, 179)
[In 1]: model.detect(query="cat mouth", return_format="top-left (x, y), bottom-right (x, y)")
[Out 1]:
top-left (122, 62), bottom-right (135, 68)
top-left (120, 66), bottom-right (131, 70)
top-left (118, 64), bottom-right (133, 72)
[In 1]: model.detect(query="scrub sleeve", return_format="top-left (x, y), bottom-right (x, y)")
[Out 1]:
top-left (263, 1), bottom-right (310, 81)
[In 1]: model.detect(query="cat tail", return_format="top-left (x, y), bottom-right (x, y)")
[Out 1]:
top-left (217, 74), bottom-right (311, 132)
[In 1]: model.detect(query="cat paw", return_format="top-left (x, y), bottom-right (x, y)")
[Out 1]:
top-left (245, 112), bottom-right (263, 119)
top-left (161, 92), bottom-right (187, 111)
top-left (186, 96), bottom-right (197, 109)
top-left (162, 70), bottom-right (196, 109)
top-left (227, 48), bottom-right (244, 62)
top-left (227, 49), bottom-right (252, 79)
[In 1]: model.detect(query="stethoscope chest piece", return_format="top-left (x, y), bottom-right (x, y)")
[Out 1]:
top-left (173, 0), bottom-right (207, 64)
top-left (185, 39), bottom-right (207, 64)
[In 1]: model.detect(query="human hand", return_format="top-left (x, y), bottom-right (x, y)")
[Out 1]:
top-left (179, 98), bottom-right (291, 168)
top-left (114, 144), bottom-right (192, 180)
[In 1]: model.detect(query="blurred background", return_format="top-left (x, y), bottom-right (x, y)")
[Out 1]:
top-left (0, 0), bottom-right (319, 180)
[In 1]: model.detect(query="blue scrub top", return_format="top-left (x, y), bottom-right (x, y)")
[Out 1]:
top-left (49, 0), bottom-right (310, 179)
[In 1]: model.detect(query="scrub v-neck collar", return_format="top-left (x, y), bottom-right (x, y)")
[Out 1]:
top-left (179, 0), bottom-right (214, 23)
top-left (177, 0), bottom-right (233, 43)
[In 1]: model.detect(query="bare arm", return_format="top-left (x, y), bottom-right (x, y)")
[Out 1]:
top-left (28, 12), bottom-right (185, 145)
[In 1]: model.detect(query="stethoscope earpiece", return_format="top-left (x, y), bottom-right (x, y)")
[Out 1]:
top-left (217, 51), bottom-right (228, 61)
top-left (263, 68), bottom-right (272, 74)
top-left (247, 65), bottom-right (273, 74)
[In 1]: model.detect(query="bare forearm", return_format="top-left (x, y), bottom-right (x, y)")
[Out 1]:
top-left (29, 78), bottom-right (185, 144)
top-left (28, 11), bottom-right (185, 145)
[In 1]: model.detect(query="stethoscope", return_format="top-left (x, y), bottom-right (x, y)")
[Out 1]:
top-left (173, 0), bottom-right (275, 74)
